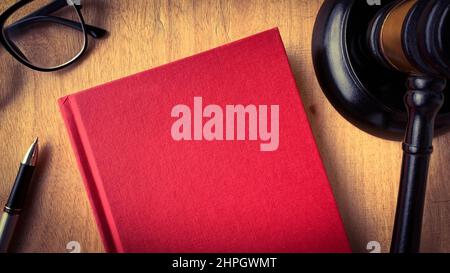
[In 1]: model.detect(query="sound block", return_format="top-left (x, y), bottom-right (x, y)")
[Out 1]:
top-left (312, 0), bottom-right (450, 140)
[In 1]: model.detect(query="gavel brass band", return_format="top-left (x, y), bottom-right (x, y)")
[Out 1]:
top-left (369, 0), bottom-right (450, 77)
top-left (313, 0), bottom-right (450, 253)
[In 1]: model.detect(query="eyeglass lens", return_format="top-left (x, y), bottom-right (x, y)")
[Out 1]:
top-left (2, 0), bottom-right (86, 70)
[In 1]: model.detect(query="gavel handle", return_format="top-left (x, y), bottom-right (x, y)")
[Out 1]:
top-left (390, 76), bottom-right (446, 253)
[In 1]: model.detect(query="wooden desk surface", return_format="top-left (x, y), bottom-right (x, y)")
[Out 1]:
top-left (0, 0), bottom-right (449, 253)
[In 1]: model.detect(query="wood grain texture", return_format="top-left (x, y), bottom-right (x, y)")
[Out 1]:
top-left (0, 0), bottom-right (448, 253)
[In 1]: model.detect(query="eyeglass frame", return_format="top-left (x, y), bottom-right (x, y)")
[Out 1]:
top-left (0, 0), bottom-right (107, 72)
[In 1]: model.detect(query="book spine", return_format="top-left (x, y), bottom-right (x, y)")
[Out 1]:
top-left (58, 96), bottom-right (121, 253)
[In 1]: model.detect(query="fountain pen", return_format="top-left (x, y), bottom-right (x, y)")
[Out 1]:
top-left (0, 138), bottom-right (39, 253)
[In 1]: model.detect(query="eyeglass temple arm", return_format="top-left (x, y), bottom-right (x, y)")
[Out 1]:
top-left (5, 0), bottom-right (107, 39)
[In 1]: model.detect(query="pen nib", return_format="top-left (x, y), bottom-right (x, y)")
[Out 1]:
top-left (21, 138), bottom-right (39, 166)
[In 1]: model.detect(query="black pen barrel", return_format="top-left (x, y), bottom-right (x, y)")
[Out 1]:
top-left (5, 164), bottom-right (36, 212)
top-left (0, 138), bottom-right (38, 252)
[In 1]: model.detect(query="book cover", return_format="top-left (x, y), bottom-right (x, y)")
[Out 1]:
top-left (58, 28), bottom-right (350, 253)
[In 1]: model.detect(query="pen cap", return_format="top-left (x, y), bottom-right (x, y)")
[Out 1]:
top-left (5, 164), bottom-right (36, 213)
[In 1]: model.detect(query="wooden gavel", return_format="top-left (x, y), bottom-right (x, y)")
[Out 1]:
top-left (368, 0), bottom-right (450, 253)
top-left (313, 0), bottom-right (450, 253)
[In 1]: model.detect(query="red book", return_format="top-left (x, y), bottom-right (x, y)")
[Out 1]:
top-left (58, 28), bottom-right (350, 253)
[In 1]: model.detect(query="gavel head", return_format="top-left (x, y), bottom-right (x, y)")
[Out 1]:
top-left (312, 0), bottom-right (450, 139)
top-left (368, 0), bottom-right (450, 79)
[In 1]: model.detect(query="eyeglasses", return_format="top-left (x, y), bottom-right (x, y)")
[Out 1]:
top-left (0, 0), bottom-right (107, 72)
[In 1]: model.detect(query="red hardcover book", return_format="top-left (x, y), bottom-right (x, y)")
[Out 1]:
top-left (58, 28), bottom-right (350, 253)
